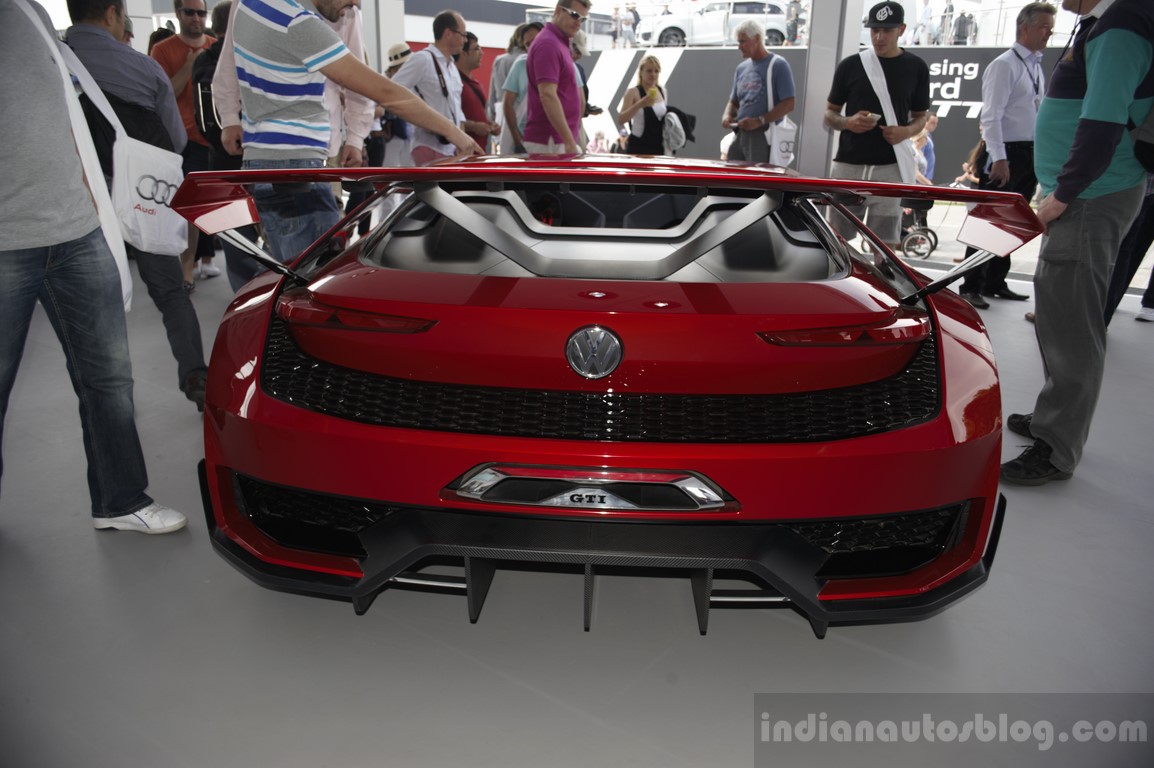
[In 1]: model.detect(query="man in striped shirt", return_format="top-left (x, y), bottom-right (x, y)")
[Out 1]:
top-left (231, 0), bottom-right (480, 264)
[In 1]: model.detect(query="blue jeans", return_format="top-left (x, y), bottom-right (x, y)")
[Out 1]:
top-left (242, 158), bottom-right (340, 265)
top-left (0, 228), bottom-right (153, 518)
top-left (129, 244), bottom-right (207, 388)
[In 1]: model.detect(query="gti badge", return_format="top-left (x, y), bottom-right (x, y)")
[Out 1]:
top-left (566, 326), bottom-right (623, 379)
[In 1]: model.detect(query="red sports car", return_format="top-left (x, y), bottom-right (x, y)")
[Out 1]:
top-left (174, 156), bottom-right (1040, 638)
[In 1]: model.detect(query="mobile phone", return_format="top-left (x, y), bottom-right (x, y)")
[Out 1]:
top-left (868, 113), bottom-right (882, 122)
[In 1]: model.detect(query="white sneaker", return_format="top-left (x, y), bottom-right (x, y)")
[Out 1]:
top-left (198, 261), bottom-right (222, 278)
top-left (1136, 306), bottom-right (1154, 322)
top-left (93, 503), bottom-right (187, 534)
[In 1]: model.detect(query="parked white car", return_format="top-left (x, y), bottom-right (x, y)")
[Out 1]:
top-left (636, 1), bottom-right (789, 47)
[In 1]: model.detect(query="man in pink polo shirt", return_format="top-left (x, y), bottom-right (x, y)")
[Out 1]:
top-left (524, 0), bottom-right (590, 154)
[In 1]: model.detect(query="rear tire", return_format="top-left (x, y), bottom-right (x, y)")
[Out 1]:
top-left (765, 30), bottom-right (785, 46)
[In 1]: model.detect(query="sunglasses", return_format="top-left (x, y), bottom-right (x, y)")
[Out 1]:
top-left (561, 8), bottom-right (587, 23)
top-left (179, 8), bottom-right (208, 17)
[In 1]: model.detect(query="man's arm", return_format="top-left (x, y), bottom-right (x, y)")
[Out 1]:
top-left (536, 81), bottom-right (579, 153)
top-left (213, 1), bottom-right (243, 155)
top-left (321, 54), bottom-right (481, 156)
top-left (980, 57), bottom-right (1012, 185)
top-left (824, 101), bottom-right (878, 133)
top-left (721, 97), bottom-right (739, 129)
top-left (737, 97), bottom-right (795, 133)
top-left (502, 89), bottom-right (525, 150)
top-left (337, 9), bottom-right (373, 166)
top-left (882, 110), bottom-right (927, 145)
top-left (487, 55), bottom-right (507, 124)
top-left (154, 66), bottom-right (188, 153)
top-left (160, 39), bottom-right (211, 99)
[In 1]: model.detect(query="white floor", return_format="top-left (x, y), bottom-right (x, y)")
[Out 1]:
top-left (2, 262), bottom-right (1152, 767)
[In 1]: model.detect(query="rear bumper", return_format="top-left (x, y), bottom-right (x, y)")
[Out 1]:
top-left (200, 461), bottom-right (1004, 638)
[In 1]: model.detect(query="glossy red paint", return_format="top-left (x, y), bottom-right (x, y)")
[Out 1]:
top-left (286, 277), bottom-right (921, 394)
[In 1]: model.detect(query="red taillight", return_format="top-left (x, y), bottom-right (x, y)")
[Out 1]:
top-left (759, 310), bottom-right (930, 346)
top-left (275, 290), bottom-right (435, 333)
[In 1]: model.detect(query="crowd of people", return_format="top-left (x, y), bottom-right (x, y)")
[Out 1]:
top-left (911, 0), bottom-right (980, 45)
top-left (0, 0), bottom-right (1150, 540)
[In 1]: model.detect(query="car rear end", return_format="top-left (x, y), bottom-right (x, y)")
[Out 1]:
top-left (180, 159), bottom-right (1035, 635)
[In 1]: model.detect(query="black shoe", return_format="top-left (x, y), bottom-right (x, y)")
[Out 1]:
top-left (984, 286), bottom-right (1030, 301)
top-left (1001, 439), bottom-right (1073, 486)
top-left (960, 291), bottom-right (990, 309)
top-left (183, 371), bottom-right (207, 412)
top-left (1006, 412), bottom-right (1033, 438)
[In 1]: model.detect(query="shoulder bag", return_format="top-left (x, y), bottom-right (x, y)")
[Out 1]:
top-left (764, 54), bottom-right (797, 167)
top-left (858, 49), bottom-right (917, 184)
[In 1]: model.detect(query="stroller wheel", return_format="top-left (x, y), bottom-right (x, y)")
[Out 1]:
top-left (902, 230), bottom-right (935, 259)
top-left (925, 228), bottom-right (939, 250)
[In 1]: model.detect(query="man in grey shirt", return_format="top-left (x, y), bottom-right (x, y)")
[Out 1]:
top-left (0, 0), bottom-right (186, 534)
top-left (67, 0), bottom-right (209, 412)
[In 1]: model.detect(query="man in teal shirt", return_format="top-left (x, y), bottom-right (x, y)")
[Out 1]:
top-left (1002, 0), bottom-right (1153, 485)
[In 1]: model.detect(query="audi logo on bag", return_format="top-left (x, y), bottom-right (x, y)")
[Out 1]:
top-left (135, 175), bottom-right (179, 207)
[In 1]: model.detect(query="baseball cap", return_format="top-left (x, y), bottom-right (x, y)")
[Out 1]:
top-left (570, 29), bottom-right (589, 57)
top-left (864, 1), bottom-right (905, 28)
top-left (387, 42), bottom-right (412, 66)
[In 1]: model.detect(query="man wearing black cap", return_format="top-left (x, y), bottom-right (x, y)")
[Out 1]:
top-left (823, 0), bottom-right (930, 249)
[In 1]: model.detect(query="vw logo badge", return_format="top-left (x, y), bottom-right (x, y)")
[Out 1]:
top-left (566, 326), bottom-right (623, 379)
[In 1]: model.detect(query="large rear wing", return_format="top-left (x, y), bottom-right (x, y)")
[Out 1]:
top-left (171, 156), bottom-right (1043, 296)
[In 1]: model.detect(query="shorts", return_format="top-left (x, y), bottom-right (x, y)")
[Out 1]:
top-left (828, 161), bottom-right (904, 244)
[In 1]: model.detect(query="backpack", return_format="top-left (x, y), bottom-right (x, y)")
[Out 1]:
top-left (192, 38), bottom-right (225, 154)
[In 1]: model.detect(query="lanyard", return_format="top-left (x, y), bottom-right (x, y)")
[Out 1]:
top-left (414, 48), bottom-right (458, 126)
top-left (426, 49), bottom-right (456, 123)
top-left (1011, 49), bottom-right (1040, 96)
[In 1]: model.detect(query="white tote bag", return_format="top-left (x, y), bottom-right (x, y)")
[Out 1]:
top-left (110, 136), bottom-right (188, 256)
top-left (858, 49), bottom-right (918, 185)
top-left (764, 54), bottom-right (797, 167)
top-left (60, 35), bottom-right (188, 257)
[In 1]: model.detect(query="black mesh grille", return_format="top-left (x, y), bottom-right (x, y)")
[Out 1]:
top-left (261, 319), bottom-right (939, 443)
top-left (234, 474), bottom-right (400, 556)
top-left (797, 505), bottom-right (967, 579)
top-left (787, 506), bottom-right (961, 554)
top-left (237, 474), bottom-right (397, 534)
